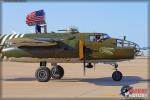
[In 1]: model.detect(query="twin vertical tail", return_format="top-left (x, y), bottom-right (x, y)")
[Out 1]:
top-left (0, 34), bottom-right (24, 59)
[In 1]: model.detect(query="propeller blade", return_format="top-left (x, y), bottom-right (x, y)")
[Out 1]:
top-left (0, 45), bottom-right (5, 60)
top-left (83, 45), bottom-right (86, 76)
top-left (0, 53), bottom-right (4, 60)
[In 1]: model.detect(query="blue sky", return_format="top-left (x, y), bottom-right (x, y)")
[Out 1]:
top-left (2, 2), bottom-right (148, 49)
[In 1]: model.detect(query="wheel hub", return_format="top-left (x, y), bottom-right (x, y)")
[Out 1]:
top-left (52, 68), bottom-right (60, 77)
top-left (51, 65), bottom-right (64, 79)
top-left (38, 70), bottom-right (47, 79)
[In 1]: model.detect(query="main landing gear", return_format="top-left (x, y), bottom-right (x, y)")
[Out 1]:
top-left (35, 61), bottom-right (64, 82)
top-left (35, 61), bottom-right (123, 82)
top-left (112, 64), bottom-right (123, 81)
top-left (51, 65), bottom-right (64, 79)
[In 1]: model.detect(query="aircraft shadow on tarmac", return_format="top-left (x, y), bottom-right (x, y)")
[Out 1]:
top-left (3, 76), bottom-right (150, 86)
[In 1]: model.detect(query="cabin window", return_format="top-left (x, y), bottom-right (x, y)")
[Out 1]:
top-left (129, 42), bottom-right (136, 47)
top-left (89, 34), bottom-right (110, 42)
top-left (89, 36), bottom-right (96, 41)
top-left (124, 41), bottom-right (129, 47)
top-left (116, 39), bottom-right (137, 48)
top-left (95, 35), bottom-right (102, 42)
top-left (89, 35), bottom-right (102, 42)
top-left (116, 39), bottom-right (123, 47)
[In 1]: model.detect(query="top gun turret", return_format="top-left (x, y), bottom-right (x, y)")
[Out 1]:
top-left (58, 26), bottom-right (79, 34)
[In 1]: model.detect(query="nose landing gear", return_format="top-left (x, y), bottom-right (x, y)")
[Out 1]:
top-left (35, 61), bottom-right (123, 82)
top-left (112, 64), bottom-right (123, 81)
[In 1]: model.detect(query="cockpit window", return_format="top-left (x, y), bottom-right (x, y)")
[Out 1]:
top-left (89, 33), bottom-right (110, 42)
top-left (89, 36), bottom-right (95, 41)
top-left (103, 34), bottom-right (110, 40)
top-left (89, 35), bottom-right (102, 42)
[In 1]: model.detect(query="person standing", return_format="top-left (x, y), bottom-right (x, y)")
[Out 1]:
top-left (35, 24), bottom-right (41, 34)
top-left (26, 10), bottom-right (47, 34)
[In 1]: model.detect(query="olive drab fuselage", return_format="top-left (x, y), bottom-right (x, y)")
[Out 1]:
top-left (1, 32), bottom-right (136, 60)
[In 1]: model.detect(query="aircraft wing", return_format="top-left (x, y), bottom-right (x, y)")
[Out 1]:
top-left (7, 38), bottom-right (60, 47)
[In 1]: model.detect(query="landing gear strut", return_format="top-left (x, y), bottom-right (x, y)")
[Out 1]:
top-left (112, 64), bottom-right (123, 81)
top-left (35, 61), bottom-right (51, 82)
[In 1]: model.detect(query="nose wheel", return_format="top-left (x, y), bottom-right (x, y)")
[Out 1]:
top-left (111, 64), bottom-right (123, 81)
top-left (112, 70), bottom-right (123, 81)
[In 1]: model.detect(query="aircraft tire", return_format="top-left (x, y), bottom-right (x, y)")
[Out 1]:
top-left (35, 67), bottom-right (51, 82)
top-left (51, 65), bottom-right (64, 79)
top-left (112, 71), bottom-right (123, 81)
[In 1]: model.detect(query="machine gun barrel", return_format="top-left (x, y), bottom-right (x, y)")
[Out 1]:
top-left (57, 29), bottom-right (67, 31)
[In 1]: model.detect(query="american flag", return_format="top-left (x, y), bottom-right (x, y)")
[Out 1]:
top-left (26, 10), bottom-right (45, 26)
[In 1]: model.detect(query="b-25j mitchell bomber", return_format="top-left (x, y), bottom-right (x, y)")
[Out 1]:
top-left (0, 28), bottom-right (146, 82)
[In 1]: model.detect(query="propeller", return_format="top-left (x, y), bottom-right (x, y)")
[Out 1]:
top-left (83, 45), bottom-right (86, 76)
top-left (135, 44), bottom-right (150, 56)
top-left (0, 45), bottom-right (4, 60)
